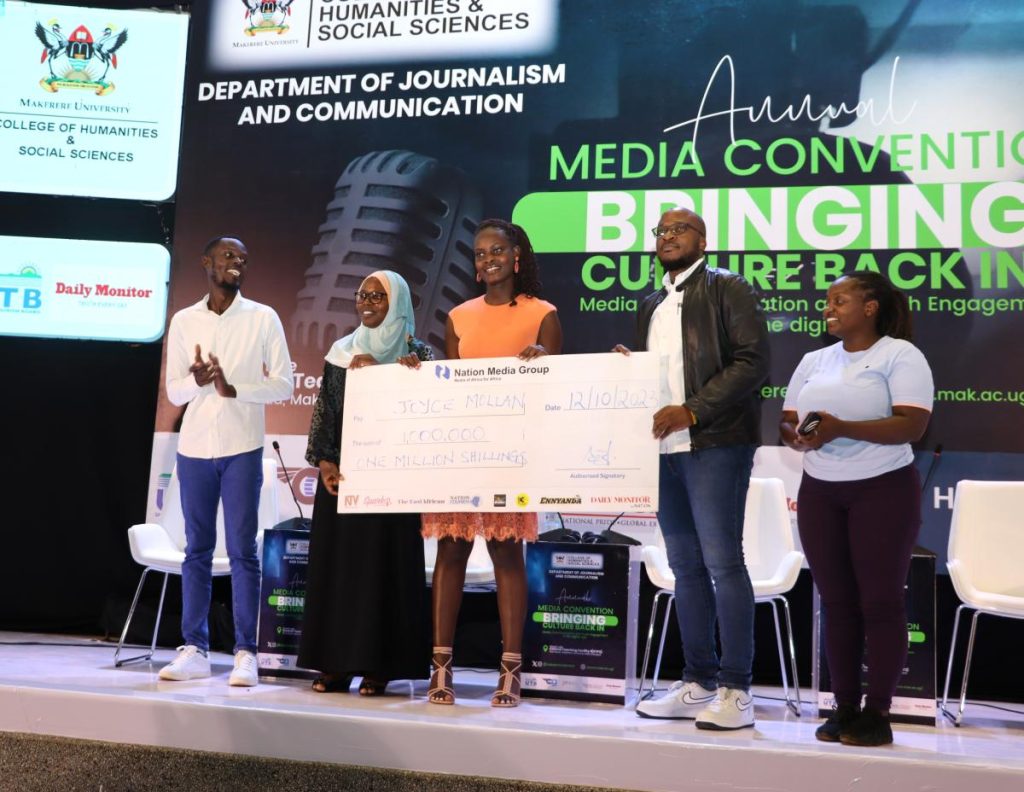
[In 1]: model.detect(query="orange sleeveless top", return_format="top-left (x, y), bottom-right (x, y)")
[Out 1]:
top-left (450, 295), bottom-right (557, 359)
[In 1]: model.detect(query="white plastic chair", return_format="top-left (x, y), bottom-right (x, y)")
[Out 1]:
top-left (114, 458), bottom-right (279, 666)
top-left (424, 534), bottom-right (496, 588)
top-left (637, 477), bottom-right (804, 714)
top-left (941, 480), bottom-right (1024, 726)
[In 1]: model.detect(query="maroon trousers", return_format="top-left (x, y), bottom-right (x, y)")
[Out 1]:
top-left (797, 464), bottom-right (921, 711)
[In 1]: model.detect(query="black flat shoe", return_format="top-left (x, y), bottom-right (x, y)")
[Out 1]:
top-left (815, 703), bottom-right (860, 742)
top-left (839, 707), bottom-right (894, 746)
top-left (358, 677), bottom-right (391, 696)
top-left (311, 673), bottom-right (352, 693)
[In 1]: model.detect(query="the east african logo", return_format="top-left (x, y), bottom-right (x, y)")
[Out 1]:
top-left (243, 0), bottom-right (295, 36)
top-left (35, 20), bottom-right (128, 95)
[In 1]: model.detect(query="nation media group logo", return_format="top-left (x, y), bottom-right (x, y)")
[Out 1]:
top-left (448, 495), bottom-right (482, 508)
top-left (0, 266), bottom-right (43, 313)
top-left (35, 19), bottom-right (128, 95)
top-left (242, 0), bottom-right (295, 36)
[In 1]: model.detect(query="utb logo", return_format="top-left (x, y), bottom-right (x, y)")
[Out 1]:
top-left (515, 493), bottom-right (529, 508)
top-left (0, 286), bottom-right (42, 310)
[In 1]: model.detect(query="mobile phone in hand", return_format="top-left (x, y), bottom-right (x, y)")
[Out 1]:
top-left (797, 411), bottom-right (822, 436)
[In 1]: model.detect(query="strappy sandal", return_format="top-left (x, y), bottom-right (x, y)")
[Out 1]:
top-left (491, 651), bottom-right (522, 708)
top-left (311, 673), bottom-right (351, 693)
top-left (428, 646), bottom-right (455, 705)
top-left (358, 677), bottom-right (390, 696)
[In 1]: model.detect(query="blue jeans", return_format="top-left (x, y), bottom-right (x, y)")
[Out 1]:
top-left (177, 448), bottom-right (263, 654)
top-left (658, 445), bottom-right (756, 691)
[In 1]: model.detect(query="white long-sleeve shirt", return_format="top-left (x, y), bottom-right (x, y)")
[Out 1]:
top-left (647, 258), bottom-right (702, 454)
top-left (166, 293), bottom-right (293, 459)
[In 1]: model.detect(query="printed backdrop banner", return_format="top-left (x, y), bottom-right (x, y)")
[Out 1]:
top-left (150, 1), bottom-right (1024, 567)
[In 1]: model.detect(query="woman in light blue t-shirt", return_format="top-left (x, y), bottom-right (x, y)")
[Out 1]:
top-left (780, 272), bottom-right (933, 747)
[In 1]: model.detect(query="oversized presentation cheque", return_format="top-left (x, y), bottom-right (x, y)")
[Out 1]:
top-left (337, 352), bottom-right (660, 514)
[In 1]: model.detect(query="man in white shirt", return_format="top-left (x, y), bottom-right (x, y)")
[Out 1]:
top-left (159, 236), bottom-right (293, 686)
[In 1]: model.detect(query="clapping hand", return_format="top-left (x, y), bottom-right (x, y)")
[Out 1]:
top-left (207, 352), bottom-right (236, 398)
top-left (190, 344), bottom-right (215, 386)
top-left (190, 345), bottom-right (235, 397)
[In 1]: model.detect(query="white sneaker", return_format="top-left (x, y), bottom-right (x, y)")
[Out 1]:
top-left (228, 650), bottom-right (259, 687)
top-left (636, 681), bottom-right (717, 719)
top-left (695, 687), bottom-right (755, 730)
top-left (158, 645), bottom-right (211, 681)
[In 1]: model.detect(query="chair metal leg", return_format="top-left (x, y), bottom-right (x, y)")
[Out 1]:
top-left (940, 603), bottom-right (968, 725)
top-left (114, 568), bottom-right (169, 667)
top-left (953, 611), bottom-right (983, 727)
top-left (637, 589), bottom-right (664, 703)
top-left (758, 596), bottom-right (802, 716)
top-left (650, 591), bottom-right (675, 696)
top-left (114, 567), bottom-right (150, 666)
top-left (767, 599), bottom-right (790, 704)
top-left (150, 572), bottom-right (169, 657)
top-left (779, 595), bottom-right (802, 715)
top-left (638, 590), bottom-right (674, 703)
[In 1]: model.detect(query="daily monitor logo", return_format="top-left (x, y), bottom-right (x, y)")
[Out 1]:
top-left (35, 20), bottom-right (128, 95)
top-left (242, 0), bottom-right (295, 36)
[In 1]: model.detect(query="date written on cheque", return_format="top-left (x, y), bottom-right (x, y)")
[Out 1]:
top-left (544, 384), bottom-right (658, 411)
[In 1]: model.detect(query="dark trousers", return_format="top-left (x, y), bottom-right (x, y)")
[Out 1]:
top-left (797, 463), bottom-right (920, 711)
top-left (658, 445), bottom-right (757, 691)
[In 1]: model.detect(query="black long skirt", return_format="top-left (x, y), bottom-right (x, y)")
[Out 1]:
top-left (297, 480), bottom-right (430, 680)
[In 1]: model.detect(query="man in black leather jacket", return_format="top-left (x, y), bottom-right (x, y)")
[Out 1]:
top-left (625, 208), bottom-right (769, 730)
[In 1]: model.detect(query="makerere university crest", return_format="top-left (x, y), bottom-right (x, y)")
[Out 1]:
top-left (35, 19), bottom-right (128, 95)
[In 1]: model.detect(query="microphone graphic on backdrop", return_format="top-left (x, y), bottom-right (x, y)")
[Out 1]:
top-left (272, 440), bottom-right (311, 531)
top-left (291, 150), bottom-right (483, 355)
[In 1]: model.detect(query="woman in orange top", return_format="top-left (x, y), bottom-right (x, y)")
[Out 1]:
top-left (424, 219), bottom-right (562, 707)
